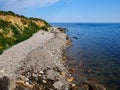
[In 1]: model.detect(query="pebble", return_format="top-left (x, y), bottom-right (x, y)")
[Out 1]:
top-left (42, 80), bottom-right (47, 83)
top-left (25, 82), bottom-right (29, 85)
top-left (39, 71), bottom-right (44, 74)
top-left (67, 77), bottom-right (74, 82)
top-left (53, 81), bottom-right (63, 89)
top-left (0, 69), bottom-right (5, 73)
top-left (71, 83), bottom-right (76, 87)
top-left (32, 73), bottom-right (38, 78)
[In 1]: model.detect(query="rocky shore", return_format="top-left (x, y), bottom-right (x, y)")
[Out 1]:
top-left (0, 27), bottom-right (106, 90)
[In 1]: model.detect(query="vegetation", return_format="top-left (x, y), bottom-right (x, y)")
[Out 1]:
top-left (0, 10), bottom-right (51, 54)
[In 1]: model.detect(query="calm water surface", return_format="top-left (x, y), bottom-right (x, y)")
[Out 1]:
top-left (50, 23), bottom-right (120, 90)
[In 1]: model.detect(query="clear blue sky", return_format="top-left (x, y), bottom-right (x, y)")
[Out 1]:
top-left (0, 0), bottom-right (120, 22)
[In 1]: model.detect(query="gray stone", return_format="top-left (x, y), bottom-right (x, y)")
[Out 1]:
top-left (53, 81), bottom-right (63, 89)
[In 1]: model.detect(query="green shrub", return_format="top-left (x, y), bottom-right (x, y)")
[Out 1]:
top-left (41, 26), bottom-right (48, 31)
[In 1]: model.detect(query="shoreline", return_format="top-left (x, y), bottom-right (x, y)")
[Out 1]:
top-left (0, 27), bottom-right (72, 90)
top-left (0, 27), bottom-right (106, 90)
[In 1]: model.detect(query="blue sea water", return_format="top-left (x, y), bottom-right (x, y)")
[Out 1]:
top-left (50, 23), bottom-right (120, 90)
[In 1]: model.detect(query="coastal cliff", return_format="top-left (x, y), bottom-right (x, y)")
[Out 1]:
top-left (0, 11), bottom-right (50, 54)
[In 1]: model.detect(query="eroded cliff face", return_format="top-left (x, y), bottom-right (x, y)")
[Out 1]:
top-left (0, 11), bottom-right (50, 54)
top-left (0, 14), bottom-right (47, 33)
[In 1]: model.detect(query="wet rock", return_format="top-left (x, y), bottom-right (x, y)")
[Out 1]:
top-left (87, 69), bottom-right (94, 73)
top-left (0, 76), bottom-right (10, 90)
top-left (79, 63), bottom-right (84, 69)
top-left (89, 83), bottom-right (106, 90)
top-left (72, 85), bottom-right (89, 90)
top-left (72, 36), bottom-right (78, 39)
top-left (87, 77), bottom-right (98, 83)
top-left (86, 81), bottom-right (106, 90)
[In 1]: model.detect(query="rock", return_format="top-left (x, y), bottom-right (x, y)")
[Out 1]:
top-left (60, 71), bottom-right (66, 77)
top-left (15, 80), bottom-right (24, 85)
top-left (23, 84), bottom-right (33, 89)
top-left (53, 81), bottom-right (63, 89)
top-left (87, 77), bottom-right (98, 83)
top-left (67, 77), bottom-right (74, 82)
top-left (87, 69), bottom-right (94, 73)
top-left (71, 83), bottom-right (76, 87)
top-left (60, 59), bottom-right (66, 63)
top-left (15, 80), bottom-right (33, 90)
top-left (32, 73), bottom-right (38, 78)
top-left (46, 70), bottom-right (57, 80)
top-left (70, 68), bottom-right (76, 73)
top-left (14, 86), bottom-right (27, 90)
top-left (0, 76), bottom-right (10, 90)
top-left (72, 36), bottom-right (78, 39)
top-left (0, 69), bottom-right (5, 73)
top-left (25, 82), bottom-right (29, 85)
top-left (27, 80), bottom-right (33, 84)
top-left (86, 81), bottom-right (106, 90)
top-left (89, 83), bottom-right (106, 90)
top-left (42, 80), bottom-right (47, 83)
top-left (79, 63), bottom-right (84, 69)
top-left (10, 78), bottom-right (16, 90)
top-left (72, 85), bottom-right (89, 90)
top-left (39, 71), bottom-right (44, 74)
top-left (57, 27), bottom-right (66, 32)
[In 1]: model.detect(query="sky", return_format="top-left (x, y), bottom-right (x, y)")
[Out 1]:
top-left (0, 0), bottom-right (120, 22)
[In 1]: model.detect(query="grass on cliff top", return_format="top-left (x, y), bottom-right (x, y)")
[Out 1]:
top-left (0, 11), bottom-right (51, 54)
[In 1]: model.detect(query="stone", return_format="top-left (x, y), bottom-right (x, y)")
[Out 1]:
top-left (15, 80), bottom-right (33, 90)
top-left (72, 37), bottom-right (78, 39)
top-left (87, 77), bottom-right (98, 83)
top-left (61, 71), bottom-right (66, 77)
top-left (25, 82), bottom-right (29, 85)
top-left (23, 84), bottom-right (33, 89)
top-left (42, 80), bottom-right (47, 83)
top-left (72, 85), bottom-right (89, 90)
top-left (70, 68), bottom-right (76, 73)
top-left (86, 81), bottom-right (106, 90)
top-left (89, 83), bottom-right (106, 90)
top-left (0, 76), bottom-right (10, 90)
top-left (71, 83), bottom-right (76, 87)
top-left (53, 81), bottom-right (63, 89)
top-left (15, 80), bottom-right (24, 85)
top-left (0, 69), bottom-right (5, 73)
top-left (32, 73), bottom-right (38, 78)
top-left (39, 71), bottom-right (44, 74)
top-left (46, 70), bottom-right (57, 80)
top-left (67, 77), bottom-right (74, 82)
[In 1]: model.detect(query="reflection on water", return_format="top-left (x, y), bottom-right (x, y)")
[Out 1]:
top-left (50, 23), bottom-right (120, 90)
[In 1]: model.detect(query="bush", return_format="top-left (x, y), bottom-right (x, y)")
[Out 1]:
top-left (41, 26), bottom-right (48, 31)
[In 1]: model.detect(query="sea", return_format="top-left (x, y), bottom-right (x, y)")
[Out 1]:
top-left (50, 23), bottom-right (120, 90)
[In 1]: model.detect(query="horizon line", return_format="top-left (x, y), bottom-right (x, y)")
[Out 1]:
top-left (49, 22), bottom-right (120, 23)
